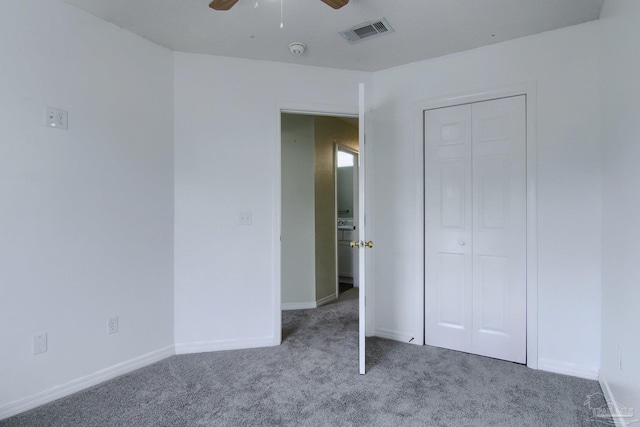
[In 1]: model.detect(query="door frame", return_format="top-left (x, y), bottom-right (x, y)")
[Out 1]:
top-left (414, 82), bottom-right (538, 369)
top-left (274, 102), bottom-right (359, 345)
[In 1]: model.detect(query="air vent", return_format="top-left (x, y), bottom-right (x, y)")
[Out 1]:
top-left (340, 18), bottom-right (394, 44)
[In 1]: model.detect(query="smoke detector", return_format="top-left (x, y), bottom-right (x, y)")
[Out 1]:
top-left (289, 42), bottom-right (306, 55)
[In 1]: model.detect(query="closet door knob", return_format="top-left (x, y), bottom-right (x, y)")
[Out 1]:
top-left (458, 240), bottom-right (466, 246)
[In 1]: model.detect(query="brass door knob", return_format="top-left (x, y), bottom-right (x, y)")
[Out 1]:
top-left (350, 241), bottom-right (361, 248)
top-left (365, 241), bottom-right (374, 248)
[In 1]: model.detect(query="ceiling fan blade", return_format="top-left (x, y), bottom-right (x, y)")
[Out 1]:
top-left (321, 0), bottom-right (349, 9)
top-left (209, 0), bottom-right (240, 10)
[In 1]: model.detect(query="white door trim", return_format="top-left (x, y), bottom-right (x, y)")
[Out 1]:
top-left (274, 102), bottom-right (359, 346)
top-left (414, 82), bottom-right (538, 369)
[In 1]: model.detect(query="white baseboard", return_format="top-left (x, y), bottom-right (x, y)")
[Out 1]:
top-left (316, 294), bottom-right (336, 307)
top-left (174, 336), bottom-right (275, 354)
top-left (281, 302), bottom-right (316, 310)
top-left (0, 345), bottom-right (175, 421)
top-left (599, 375), bottom-right (616, 404)
top-left (373, 328), bottom-right (417, 344)
top-left (599, 376), bottom-right (621, 426)
top-left (537, 358), bottom-right (599, 380)
top-left (281, 294), bottom-right (337, 311)
top-left (598, 374), bottom-right (637, 427)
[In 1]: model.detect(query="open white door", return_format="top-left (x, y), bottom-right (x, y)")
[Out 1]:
top-left (357, 83), bottom-right (368, 375)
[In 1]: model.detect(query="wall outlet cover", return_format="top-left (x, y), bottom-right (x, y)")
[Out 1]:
top-left (33, 333), bottom-right (48, 355)
top-left (108, 316), bottom-right (119, 335)
top-left (46, 107), bottom-right (68, 130)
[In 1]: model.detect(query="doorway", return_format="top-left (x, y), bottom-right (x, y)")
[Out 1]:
top-left (424, 95), bottom-right (527, 364)
top-left (277, 84), bottom-right (369, 374)
top-left (280, 113), bottom-right (359, 310)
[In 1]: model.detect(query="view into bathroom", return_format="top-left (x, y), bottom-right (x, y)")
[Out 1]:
top-left (336, 149), bottom-right (359, 293)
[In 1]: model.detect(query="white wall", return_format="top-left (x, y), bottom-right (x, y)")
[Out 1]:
top-left (173, 53), bottom-right (370, 352)
top-left (370, 22), bottom-right (602, 376)
top-left (599, 0), bottom-right (640, 413)
top-left (0, 0), bottom-right (175, 417)
top-left (281, 114), bottom-right (316, 308)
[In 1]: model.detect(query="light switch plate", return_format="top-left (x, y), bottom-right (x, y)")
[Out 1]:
top-left (46, 107), bottom-right (68, 130)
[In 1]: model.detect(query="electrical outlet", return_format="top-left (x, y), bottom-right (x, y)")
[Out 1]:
top-left (46, 107), bottom-right (68, 130)
top-left (33, 333), bottom-right (47, 355)
top-left (108, 316), bottom-right (119, 335)
top-left (239, 211), bottom-right (252, 226)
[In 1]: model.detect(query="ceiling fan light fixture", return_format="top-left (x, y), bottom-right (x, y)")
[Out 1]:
top-left (210, 0), bottom-right (346, 11)
top-left (289, 42), bottom-right (306, 55)
top-left (209, 0), bottom-right (240, 11)
top-left (321, 0), bottom-right (349, 9)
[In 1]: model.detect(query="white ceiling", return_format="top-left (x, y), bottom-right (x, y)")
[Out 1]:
top-left (63, 0), bottom-right (604, 72)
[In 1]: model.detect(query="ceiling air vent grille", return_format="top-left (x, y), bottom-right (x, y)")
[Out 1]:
top-left (340, 18), bottom-right (394, 44)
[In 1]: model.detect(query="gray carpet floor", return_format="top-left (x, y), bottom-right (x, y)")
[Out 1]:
top-left (3, 288), bottom-right (608, 426)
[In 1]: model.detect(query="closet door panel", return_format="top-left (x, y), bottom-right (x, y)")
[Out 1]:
top-left (471, 96), bottom-right (527, 364)
top-left (424, 105), bottom-right (473, 353)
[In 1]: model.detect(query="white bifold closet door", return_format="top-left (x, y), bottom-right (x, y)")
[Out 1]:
top-left (424, 95), bottom-right (526, 364)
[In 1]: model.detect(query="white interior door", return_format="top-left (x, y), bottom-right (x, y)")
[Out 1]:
top-left (424, 95), bottom-right (526, 364)
top-left (357, 83), bottom-right (367, 374)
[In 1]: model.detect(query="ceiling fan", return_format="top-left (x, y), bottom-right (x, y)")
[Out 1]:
top-left (209, 0), bottom-right (348, 10)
